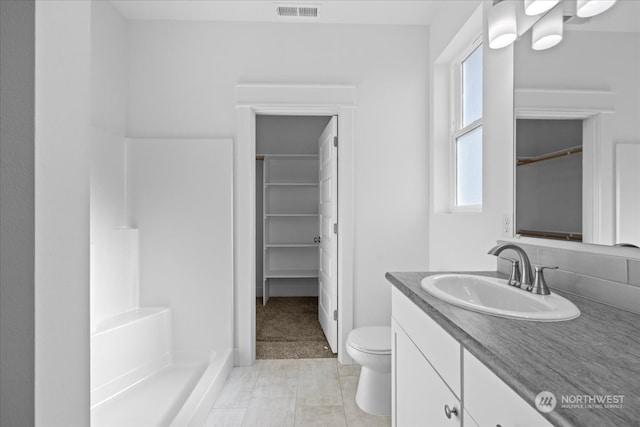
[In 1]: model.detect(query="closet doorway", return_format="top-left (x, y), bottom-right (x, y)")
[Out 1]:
top-left (255, 115), bottom-right (338, 359)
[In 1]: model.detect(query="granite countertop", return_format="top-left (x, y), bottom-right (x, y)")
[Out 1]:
top-left (386, 271), bottom-right (640, 427)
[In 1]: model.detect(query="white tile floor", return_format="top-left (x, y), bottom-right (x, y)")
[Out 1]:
top-left (204, 359), bottom-right (392, 427)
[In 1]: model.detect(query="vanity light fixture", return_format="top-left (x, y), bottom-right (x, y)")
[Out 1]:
top-left (576, 0), bottom-right (617, 18)
top-left (532, 4), bottom-right (563, 50)
top-left (488, 0), bottom-right (616, 50)
top-left (488, 0), bottom-right (518, 49)
top-left (524, 0), bottom-right (560, 16)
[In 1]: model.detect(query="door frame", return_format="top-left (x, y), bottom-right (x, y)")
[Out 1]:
top-left (514, 88), bottom-right (616, 245)
top-left (235, 84), bottom-right (356, 366)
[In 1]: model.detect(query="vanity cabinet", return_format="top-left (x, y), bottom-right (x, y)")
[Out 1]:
top-left (393, 319), bottom-right (461, 426)
top-left (464, 349), bottom-right (552, 427)
top-left (391, 287), bottom-right (553, 427)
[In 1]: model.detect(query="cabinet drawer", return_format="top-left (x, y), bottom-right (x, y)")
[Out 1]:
top-left (464, 350), bottom-right (553, 427)
top-left (392, 287), bottom-right (461, 397)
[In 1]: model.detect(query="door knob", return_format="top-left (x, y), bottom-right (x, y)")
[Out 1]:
top-left (444, 404), bottom-right (458, 419)
top-left (313, 236), bottom-right (321, 243)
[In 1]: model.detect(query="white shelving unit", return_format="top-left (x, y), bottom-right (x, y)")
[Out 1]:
top-left (262, 155), bottom-right (319, 305)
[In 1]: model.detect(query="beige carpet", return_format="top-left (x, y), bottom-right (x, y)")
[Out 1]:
top-left (256, 297), bottom-right (336, 359)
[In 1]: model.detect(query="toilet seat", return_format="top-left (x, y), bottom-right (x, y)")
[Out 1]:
top-left (347, 326), bottom-right (391, 355)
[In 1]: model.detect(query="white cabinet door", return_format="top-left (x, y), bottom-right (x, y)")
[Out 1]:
top-left (464, 350), bottom-right (553, 427)
top-left (391, 287), bottom-right (461, 397)
top-left (393, 320), bottom-right (461, 427)
top-left (318, 116), bottom-right (338, 352)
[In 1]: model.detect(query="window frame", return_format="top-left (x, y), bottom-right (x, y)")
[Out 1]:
top-left (449, 36), bottom-right (483, 212)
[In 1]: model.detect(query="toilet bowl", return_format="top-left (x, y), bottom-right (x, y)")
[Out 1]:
top-left (346, 326), bottom-right (392, 416)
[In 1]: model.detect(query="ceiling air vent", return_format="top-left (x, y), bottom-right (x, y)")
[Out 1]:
top-left (275, 4), bottom-right (321, 18)
top-left (298, 7), bottom-right (319, 17)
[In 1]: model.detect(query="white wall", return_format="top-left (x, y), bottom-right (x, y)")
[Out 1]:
top-left (128, 139), bottom-right (234, 356)
top-left (90, 0), bottom-right (127, 233)
top-left (127, 22), bottom-right (430, 328)
top-left (0, 1), bottom-right (35, 425)
top-left (429, 2), bottom-right (514, 270)
top-left (35, 1), bottom-right (91, 425)
top-left (89, 0), bottom-right (133, 329)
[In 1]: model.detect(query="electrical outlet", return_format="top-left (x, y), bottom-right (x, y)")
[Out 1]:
top-left (502, 214), bottom-right (513, 236)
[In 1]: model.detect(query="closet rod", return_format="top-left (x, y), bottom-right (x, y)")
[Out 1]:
top-left (518, 229), bottom-right (582, 242)
top-left (256, 156), bottom-right (265, 161)
top-left (517, 145), bottom-right (582, 166)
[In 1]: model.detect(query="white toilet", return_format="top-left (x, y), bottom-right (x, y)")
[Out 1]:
top-left (346, 326), bottom-right (392, 416)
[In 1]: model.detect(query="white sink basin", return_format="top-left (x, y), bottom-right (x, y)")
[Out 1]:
top-left (421, 274), bottom-right (580, 321)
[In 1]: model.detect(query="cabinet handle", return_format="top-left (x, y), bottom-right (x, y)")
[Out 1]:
top-left (444, 404), bottom-right (458, 419)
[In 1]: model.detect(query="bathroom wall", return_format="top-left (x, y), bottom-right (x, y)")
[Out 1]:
top-left (128, 138), bottom-right (234, 356)
top-left (497, 241), bottom-right (640, 315)
top-left (0, 1), bottom-right (35, 425)
top-left (35, 1), bottom-right (92, 424)
top-left (90, 0), bottom-right (135, 328)
top-left (126, 22), bottom-right (430, 328)
top-left (90, 0), bottom-right (127, 234)
top-left (429, 2), bottom-right (514, 271)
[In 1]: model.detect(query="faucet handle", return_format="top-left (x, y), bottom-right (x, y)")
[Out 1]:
top-left (499, 256), bottom-right (521, 287)
top-left (530, 265), bottom-right (558, 295)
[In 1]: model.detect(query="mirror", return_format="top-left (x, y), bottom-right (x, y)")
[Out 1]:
top-left (513, 1), bottom-right (640, 247)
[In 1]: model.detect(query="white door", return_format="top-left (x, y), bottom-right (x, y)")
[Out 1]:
top-left (318, 116), bottom-right (338, 352)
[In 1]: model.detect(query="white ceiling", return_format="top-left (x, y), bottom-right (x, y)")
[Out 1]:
top-left (109, 0), bottom-right (462, 26)
top-left (110, 0), bottom-right (639, 32)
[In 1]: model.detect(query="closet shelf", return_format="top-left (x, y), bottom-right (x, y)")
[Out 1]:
top-left (517, 145), bottom-right (582, 166)
top-left (262, 154), bottom-right (320, 304)
top-left (265, 214), bottom-right (319, 217)
top-left (257, 154), bottom-right (319, 159)
top-left (265, 243), bottom-right (319, 248)
top-left (517, 229), bottom-right (582, 242)
top-left (265, 183), bottom-right (319, 187)
top-left (264, 269), bottom-right (319, 279)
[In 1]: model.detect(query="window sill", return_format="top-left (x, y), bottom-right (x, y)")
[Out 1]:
top-left (448, 205), bottom-right (483, 214)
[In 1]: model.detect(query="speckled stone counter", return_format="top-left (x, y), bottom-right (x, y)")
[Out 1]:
top-left (386, 271), bottom-right (640, 427)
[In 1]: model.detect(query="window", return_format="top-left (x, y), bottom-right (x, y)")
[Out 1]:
top-left (452, 40), bottom-right (483, 209)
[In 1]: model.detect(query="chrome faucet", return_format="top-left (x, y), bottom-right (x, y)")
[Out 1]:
top-left (488, 243), bottom-right (534, 290)
top-left (488, 243), bottom-right (557, 295)
top-left (530, 265), bottom-right (557, 295)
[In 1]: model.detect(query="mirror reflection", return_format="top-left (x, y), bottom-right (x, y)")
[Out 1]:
top-left (514, 1), bottom-right (640, 247)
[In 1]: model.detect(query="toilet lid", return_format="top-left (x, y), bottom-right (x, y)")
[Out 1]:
top-left (348, 326), bottom-right (391, 354)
